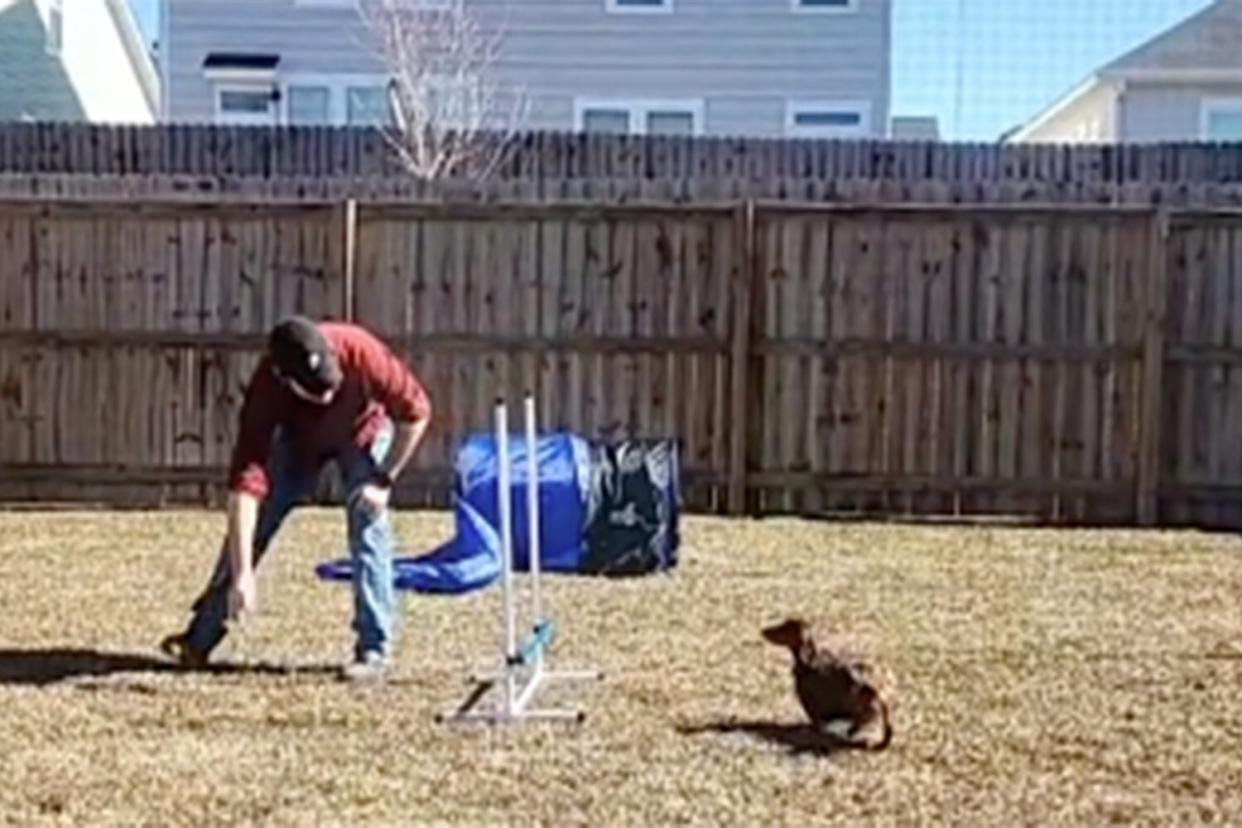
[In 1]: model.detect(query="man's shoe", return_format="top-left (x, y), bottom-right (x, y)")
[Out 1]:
top-left (159, 633), bottom-right (208, 670)
top-left (342, 651), bottom-right (391, 685)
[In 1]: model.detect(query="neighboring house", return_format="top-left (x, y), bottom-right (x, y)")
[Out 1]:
top-left (0, 0), bottom-right (158, 123)
top-left (159, 0), bottom-right (892, 139)
top-left (1007, 0), bottom-right (1242, 144)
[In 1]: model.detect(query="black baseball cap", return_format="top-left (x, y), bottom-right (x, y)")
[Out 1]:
top-left (267, 316), bottom-right (343, 395)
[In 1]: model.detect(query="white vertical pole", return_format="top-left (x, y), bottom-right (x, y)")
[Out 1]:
top-left (495, 399), bottom-right (517, 715)
top-left (442, 396), bottom-right (598, 725)
top-left (524, 393), bottom-right (543, 626)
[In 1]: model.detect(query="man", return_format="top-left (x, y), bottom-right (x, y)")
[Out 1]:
top-left (160, 315), bottom-right (432, 683)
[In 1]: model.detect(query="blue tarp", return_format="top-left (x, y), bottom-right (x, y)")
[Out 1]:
top-left (315, 431), bottom-right (593, 594)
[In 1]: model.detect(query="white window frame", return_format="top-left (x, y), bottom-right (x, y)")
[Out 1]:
top-left (279, 73), bottom-right (392, 126)
top-left (605, 0), bottom-right (673, 15)
top-left (1200, 97), bottom-right (1242, 141)
top-left (573, 98), bottom-right (705, 136)
top-left (785, 99), bottom-right (873, 138)
top-left (214, 84), bottom-right (280, 126)
top-left (790, 0), bottom-right (858, 13)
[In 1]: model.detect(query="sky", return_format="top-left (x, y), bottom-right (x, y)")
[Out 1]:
top-left (893, 0), bottom-right (1213, 140)
top-left (126, 0), bottom-right (1216, 142)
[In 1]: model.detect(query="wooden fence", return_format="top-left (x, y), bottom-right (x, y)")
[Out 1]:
top-left (8, 123), bottom-right (1242, 186)
top-left (3, 187), bottom-right (1242, 528)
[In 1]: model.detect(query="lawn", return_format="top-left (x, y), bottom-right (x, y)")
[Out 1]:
top-left (1, 508), bottom-right (1240, 826)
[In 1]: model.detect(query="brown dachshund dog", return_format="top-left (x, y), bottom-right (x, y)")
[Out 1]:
top-left (762, 617), bottom-right (893, 751)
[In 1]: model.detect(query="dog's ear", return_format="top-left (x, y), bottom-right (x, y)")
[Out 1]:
top-left (761, 618), bottom-right (805, 649)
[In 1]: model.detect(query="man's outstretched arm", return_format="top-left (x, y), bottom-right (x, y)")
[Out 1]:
top-left (224, 366), bottom-right (280, 619)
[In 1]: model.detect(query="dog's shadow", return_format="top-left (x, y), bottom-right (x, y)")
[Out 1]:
top-left (0, 647), bottom-right (337, 687)
top-left (677, 718), bottom-right (874, 757)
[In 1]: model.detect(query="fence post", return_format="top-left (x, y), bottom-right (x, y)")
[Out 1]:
top-left (727, 199), bottom-right (757, 515)
top-left (1136, 208), bottom-right (1170, 526)
top-left (342, 198), bottom-right (358, 321)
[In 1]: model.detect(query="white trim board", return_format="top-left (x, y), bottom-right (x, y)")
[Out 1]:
top-left (1005, 74), bottom-right (1103, 143)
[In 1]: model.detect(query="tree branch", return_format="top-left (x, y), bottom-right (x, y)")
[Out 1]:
top-left (359, 0), bottom-right (528, 182)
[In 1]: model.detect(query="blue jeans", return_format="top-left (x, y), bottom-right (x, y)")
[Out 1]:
top-left (184, 422), bottom-right (399, 661)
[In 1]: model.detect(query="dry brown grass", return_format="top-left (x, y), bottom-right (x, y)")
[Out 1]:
top-left (1, 507), bottom-right (1241, 826)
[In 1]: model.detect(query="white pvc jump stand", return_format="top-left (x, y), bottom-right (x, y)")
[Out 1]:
top-left (439, 393), bottom-right (601, 727)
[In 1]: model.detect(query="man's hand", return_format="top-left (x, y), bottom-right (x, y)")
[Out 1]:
top-left (355, 418), bottom-right (428, 518)
top-left (228, 568), bottom-right (257, 621)
top-left (353, 481), bottom-right (391, 517)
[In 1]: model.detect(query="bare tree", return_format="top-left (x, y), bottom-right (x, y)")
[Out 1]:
top-left (358, 0), bottom-right (527, 182)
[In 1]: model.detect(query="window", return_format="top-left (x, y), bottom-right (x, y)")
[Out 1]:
top-left (1208, 112), bottom-right (1242, 141)
top-left (1202, 99), bottom-right (1242, 142)
top-left (792, 0), bottom-right (857, 11)
top-left (347, 86), bottom-right (391, 126)
top-left (647, 111), bottom-right (694, 136)
top-left (785, 100), bottom-right (872, 138)
top-left (606, 0), bottom-right (673, 13)
top-left (215, 86), bottom-right (278, 125)
top-left (204, 53), bottom-right (282, 125)
top-left (582, 108), bottom-right (631, 134)
top-left (45, 0), bottom-right (63, 55)
top-left (277, 75), bottom-right (392, 126)
top-left (575, 99), bottom-right (703, 135)
top-left (794, 111), bottom-right (862, 128)
top-left (220, 90), bottom-right (271, 114)
top-left (287, 86), bottom-right (332, 125)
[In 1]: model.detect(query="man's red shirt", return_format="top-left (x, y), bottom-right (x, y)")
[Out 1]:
top-left (227, 322), bottom-right (432, 499)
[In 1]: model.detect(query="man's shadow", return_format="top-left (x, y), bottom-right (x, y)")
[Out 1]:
top-left (676, 718), bottom-right (875, 758)
top-left (0, 648), bottom-right (338, 686)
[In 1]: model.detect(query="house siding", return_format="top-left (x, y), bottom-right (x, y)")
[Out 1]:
top-left (0, 0), bottom-right (84, 121)
top-left (164, 0), bottom-right (891, 137)
top-left (1118, 80), bottom-right (1242, 142)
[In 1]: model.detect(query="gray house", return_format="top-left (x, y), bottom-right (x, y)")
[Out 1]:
top-left (1008, 0), bottom-right (1242, 144)
top-left (159, 0), bottom-right (892, 139)
top-left (0, 0), bottom-right (157, 123)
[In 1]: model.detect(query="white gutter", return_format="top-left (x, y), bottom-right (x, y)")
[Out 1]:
top-left (104, 0), bottom-right (160, 119)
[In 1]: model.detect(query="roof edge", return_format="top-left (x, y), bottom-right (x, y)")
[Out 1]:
top-left (1004, 74), bottom-right (1104, 143)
